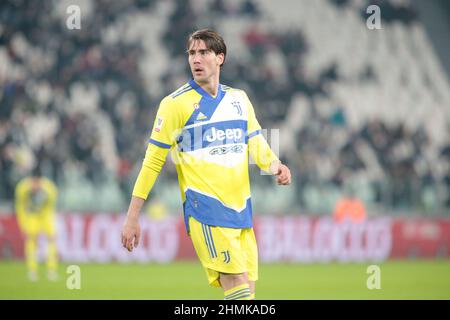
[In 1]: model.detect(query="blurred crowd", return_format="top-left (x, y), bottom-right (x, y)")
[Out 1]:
top-left (0, 0), bottom-right (449, 214)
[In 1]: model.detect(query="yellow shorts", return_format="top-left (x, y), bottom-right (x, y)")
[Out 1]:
top-left (20, 216), bottom-right (56, 237)
top-left (188, 216), bottom-right (258, 287)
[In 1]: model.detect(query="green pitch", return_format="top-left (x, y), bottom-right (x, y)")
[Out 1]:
top-left (1, 260), bottom-right (449, 299)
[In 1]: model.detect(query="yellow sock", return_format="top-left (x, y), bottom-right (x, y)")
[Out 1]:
top-left (46, 238), bottom-right (58, 272)
top-left (25, 237), bottom-right (38, 273)
top-left (224, 283), bottom-right (251, 300)
top-left (250, 293), bottom-right (255, 300)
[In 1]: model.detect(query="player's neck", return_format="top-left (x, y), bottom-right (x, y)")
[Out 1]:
top-left (195, 77), bottom-right (220, 98)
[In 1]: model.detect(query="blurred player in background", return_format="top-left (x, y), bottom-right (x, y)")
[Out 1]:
top-left (15, 167), bottom-right (59, 281)
top-left (122, 29), bottom-right (291, 300)
top-left (333, 185), bottom-right (367, 224)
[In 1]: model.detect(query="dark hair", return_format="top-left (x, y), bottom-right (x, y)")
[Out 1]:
top-left (186, 29), bottom-right (227, 66)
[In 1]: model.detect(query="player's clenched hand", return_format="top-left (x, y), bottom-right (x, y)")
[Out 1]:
top-left (121, 217), bottom-right (141, 252)
top-left (270, 161), bottom-right (292, 185)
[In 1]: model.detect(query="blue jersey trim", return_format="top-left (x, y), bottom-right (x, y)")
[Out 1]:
top-left (183, 189), bottom-right (253, 233)
top-left (148, 139), bottom-right (171, 149)
top-left (248, 129), bottom-right (261, 139)
top-left (189, 79), bottom-right (223, 100)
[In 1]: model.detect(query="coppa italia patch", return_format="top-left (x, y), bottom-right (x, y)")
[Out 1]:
top-left (154, 117), bottom-right (164, 132)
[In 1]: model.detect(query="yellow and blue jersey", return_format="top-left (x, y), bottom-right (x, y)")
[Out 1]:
top-left (134, 79), bottom-right (279, 233)
top-left (15, 177), bottom-right (58, 235)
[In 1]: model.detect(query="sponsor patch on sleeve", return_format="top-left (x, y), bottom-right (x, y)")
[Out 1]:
top-left (154, 117), bottom-right (164, 132)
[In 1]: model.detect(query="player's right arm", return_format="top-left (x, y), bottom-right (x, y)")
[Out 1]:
top-left (244, 92), bottom-right (291, 185)
top-left (121, 195), bottom-right (144, 252)
top-left (122, 96), bottom-right (182, 252)
top-left (122, 144), bottom-right (170, 252)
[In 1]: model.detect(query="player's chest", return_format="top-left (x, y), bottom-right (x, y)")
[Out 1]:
top-left (177, 95), bottom-right (249, 151)
top-left (206, 93), bottom-right (248, 122)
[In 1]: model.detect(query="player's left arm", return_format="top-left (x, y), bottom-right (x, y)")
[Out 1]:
top-left (249, 135), bottom-right (291, 185)
top-left (245, 92), bottom-right (291, 185)
top-left (269, 160), bottom-right (292, 185)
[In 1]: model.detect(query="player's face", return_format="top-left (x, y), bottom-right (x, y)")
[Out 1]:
top-left (188, 40), bottom-right (224, 84)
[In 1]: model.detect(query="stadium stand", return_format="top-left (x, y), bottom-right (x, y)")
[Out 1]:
top-left (0, 0), bottom-right (449, 215)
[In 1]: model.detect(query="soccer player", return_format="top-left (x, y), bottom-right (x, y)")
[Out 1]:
top-left (15, 167), bottom-right (59, 281)
top-left (121, 29), bottom-right (291, 300)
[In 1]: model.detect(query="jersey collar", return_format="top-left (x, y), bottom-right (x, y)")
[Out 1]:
top-left (189, 79), bottom-right (224, 101)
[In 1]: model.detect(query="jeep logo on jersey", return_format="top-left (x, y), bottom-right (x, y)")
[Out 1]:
top-left (177, 120), bottom-right (247, 152)
top-left (205, 127), bottom-right (243, 143)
